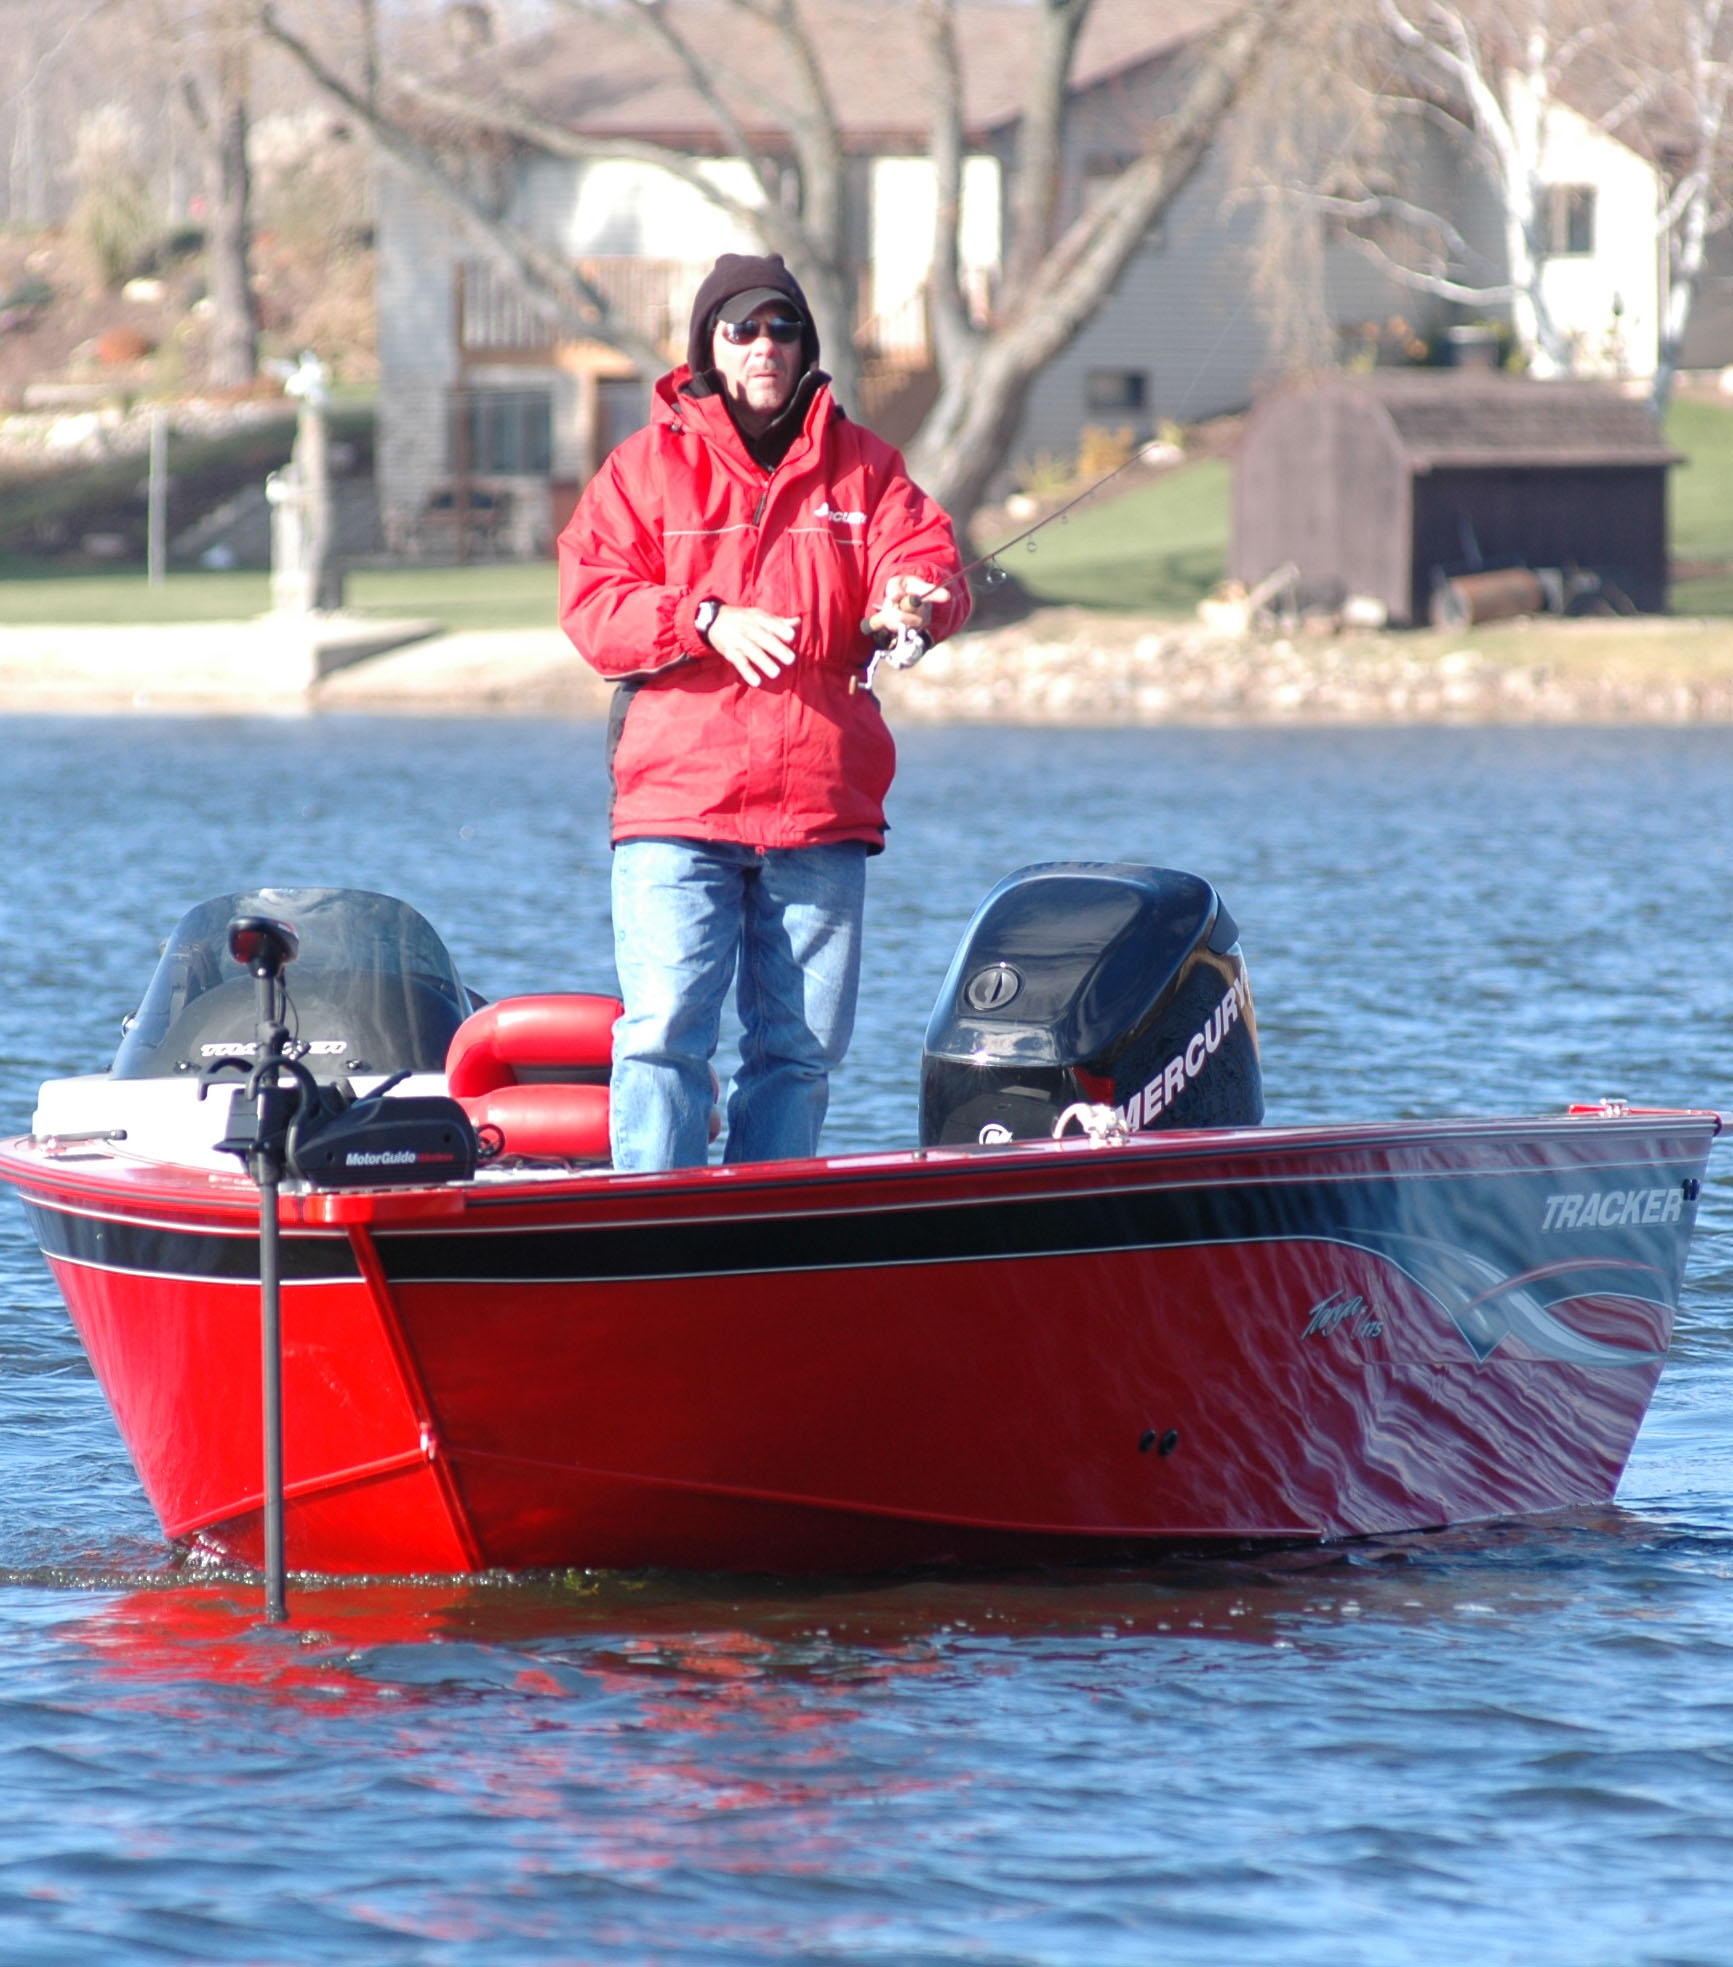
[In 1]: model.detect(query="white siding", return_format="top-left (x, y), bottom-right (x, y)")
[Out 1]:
top-left (1529, 97), bottom-right (1661, 378)
top-left (869, 155), bottom-right (1001, 321)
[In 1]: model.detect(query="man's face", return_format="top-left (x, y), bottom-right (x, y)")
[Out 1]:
top-left (710, 302), bottom-right (804, 430)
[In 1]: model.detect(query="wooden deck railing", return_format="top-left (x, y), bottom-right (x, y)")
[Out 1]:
top-left (456, 258), bottom-right (711, 363)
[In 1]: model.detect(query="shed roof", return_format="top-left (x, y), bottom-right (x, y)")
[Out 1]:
top-left (1309, 372), bottom-right (1677, 471)
top-left (444, 0), bottom-right (1232, 150)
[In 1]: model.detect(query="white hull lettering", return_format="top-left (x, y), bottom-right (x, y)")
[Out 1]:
top-left (1543, 1187), bottom-right (1684, 1231)
top-left (1112, 975), bottom-right (1247, 1133)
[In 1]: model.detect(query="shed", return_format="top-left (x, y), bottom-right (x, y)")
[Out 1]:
top-left (1231, 373), bottom-right (1678, 625)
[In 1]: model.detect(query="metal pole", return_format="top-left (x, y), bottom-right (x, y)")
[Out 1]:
top-left (257, 1149), bottom-right (287, 1622)
top-left (146, 409), bottom-right (167, 589)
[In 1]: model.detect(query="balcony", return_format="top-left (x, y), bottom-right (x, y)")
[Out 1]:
top-left (456, 257), bottom-right (711, 367)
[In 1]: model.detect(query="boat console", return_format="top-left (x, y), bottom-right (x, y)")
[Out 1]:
top-left (113, 887), bottom-right (472, 1084)
top-left (919, 863), bottom-right (1263, 1147)
top-left (42, 868), bottom-right (1264, 1172)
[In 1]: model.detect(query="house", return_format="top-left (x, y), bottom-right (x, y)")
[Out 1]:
top-left (374, 0), bottom-right (1232, 555)
top-left (372, 0), bottom-right (1697, 558)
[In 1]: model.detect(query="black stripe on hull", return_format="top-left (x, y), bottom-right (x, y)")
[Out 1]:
top-left (24, 1201), bottom-right (358, 1282)
top-left (377, 1169), bottom-right (1696, 1289)
top-left (17, 1167), bottom-right (1700, 1300)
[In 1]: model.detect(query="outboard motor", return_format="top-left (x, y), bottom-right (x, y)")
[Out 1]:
top-left (920, 863), bottom-right (1262, 1147)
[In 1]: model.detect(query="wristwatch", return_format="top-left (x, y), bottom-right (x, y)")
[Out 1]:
top-left (694, 598), bottom-right (722, 645)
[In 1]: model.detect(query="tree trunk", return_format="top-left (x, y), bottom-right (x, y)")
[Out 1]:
top-left (206, 23), bottom-right (257, 390)
top-left (909, 1), bottom-right (1287, 524)
top-left (1652, 0), bottom-right (1731, 417)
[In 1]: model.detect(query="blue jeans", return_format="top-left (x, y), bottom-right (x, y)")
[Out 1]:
top-left (610, 838), bottom-right (868, 1171)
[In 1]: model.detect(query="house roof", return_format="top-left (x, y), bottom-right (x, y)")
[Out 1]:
top-left (444, 0), bottom-right (1236, 151)
top-left (1330, 372), bottom-right (1677, 469)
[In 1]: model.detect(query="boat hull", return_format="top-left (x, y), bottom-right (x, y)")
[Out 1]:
top-left (3, 1112), bottom-right (1715, 1573)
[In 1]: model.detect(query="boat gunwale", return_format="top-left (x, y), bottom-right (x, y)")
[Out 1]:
top-left (0, 1107), bottom-right (1720, 1240)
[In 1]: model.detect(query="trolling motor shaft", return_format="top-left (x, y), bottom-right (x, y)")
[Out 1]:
top-left (200, 913), bottom-right (303, 1625)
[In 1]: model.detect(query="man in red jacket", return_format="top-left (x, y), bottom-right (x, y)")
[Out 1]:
top-left (559, 253), bottom-right (970, 1171)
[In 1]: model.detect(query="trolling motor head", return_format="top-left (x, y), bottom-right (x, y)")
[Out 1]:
top-left (194, 916), bottom-right (307, 1181)
top-left (227, 913), bottom-right (299, 1068)
top-left (228, 914), bottom-right (299, 974)
top-left (194, 898), bottom-right (476, 1189)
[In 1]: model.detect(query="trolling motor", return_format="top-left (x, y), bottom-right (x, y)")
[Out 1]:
top-left (196, 914), bottom-right (479, 1623)
top-left (197, 914), bottom-right (304, 1625)
top-left (920, 864), bottom-right (1264, 1147)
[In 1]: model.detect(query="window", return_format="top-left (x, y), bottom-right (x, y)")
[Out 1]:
top-left (456, 389), bottom-right (552, 475)
top-left (598, 378), bottom-right (650, 459)
top-left (1085, 369), bottom-right (1149, 416)
top-left (1545, 185), bottom-right (1595, 257)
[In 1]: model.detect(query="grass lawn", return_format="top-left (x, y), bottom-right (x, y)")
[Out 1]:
top-left (0, 561), bottom-right (559, 631)
top-left (1665, 395), bottom-right (1733, 614)
top-left (985, 460), bottom-right (1232, 616)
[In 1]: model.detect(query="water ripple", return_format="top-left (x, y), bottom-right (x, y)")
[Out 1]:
top-left (2, 721), bottom-right (1733, 1962)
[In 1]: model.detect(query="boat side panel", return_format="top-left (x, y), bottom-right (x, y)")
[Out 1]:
top-left (390, 1236), bottom-right (1670, 1569)
top-left (47, 1257), bottom-right (472, 1573)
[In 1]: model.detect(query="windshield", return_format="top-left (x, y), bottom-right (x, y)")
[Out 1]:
top-left (113, 887), bottom-right (470, 1082)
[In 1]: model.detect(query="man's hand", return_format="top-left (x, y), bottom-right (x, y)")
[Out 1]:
top-left (869, 576), bottom-right (950, 637)
top-left (706, 606), bottom-right (800, 687)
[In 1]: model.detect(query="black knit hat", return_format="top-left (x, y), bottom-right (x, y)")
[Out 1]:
top-left (686, 252), bottom-right (820, 378)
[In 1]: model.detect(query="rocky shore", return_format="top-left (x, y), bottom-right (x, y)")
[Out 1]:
top-left (873, 608), bottom-right (1733, 725)
top-left (2, 606), bottom-right (1732, 721)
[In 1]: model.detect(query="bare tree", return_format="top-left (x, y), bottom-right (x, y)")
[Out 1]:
top-left (908, 0), bottom-right (1293, 516)
top-left (181, 0), bottom-right (260, 388)
top-left (263, 0), bottom-right (1293, 526)
top-left (1649, 0), bottom-right (1733, 412)
top-left (1266, 0), bottom-right (1731, 407)
top-left (1368, 0), bottom-right (1580, 373)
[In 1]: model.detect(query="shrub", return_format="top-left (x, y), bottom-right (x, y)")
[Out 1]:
top-left (1017, 451), bottom-right (1075, 497)
top-left (70, 107), bottom-right (160, 291)
top-left (1076, 424), bottom-right (1135, 478)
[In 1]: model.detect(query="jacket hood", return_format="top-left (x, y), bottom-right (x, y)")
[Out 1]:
top-left (685, 252), bottom-right (820, 379)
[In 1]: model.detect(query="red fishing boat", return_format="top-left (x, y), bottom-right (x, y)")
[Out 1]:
top-left (0, 871), bottom-right (1717, 1577)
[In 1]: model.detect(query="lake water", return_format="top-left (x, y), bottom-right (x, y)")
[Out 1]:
top-left (2, 716), bottom-right (1732, 1964)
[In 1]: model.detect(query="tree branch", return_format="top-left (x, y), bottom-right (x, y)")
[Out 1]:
top-left (1016, 2), bottom-right (1278, 351)
top-left (1338, 227), bottom-right (1519, 303)
top-left (723, 0), bottom-right (849, 258)
top-left (559, 0), bottom-right (781, 203)
top-left (401, 75), bottom-right (799, 254)
top-left (1002, 0), bottom-right (1095, 299)
top-left (259, 1), bottom-right (667, 374)
top-left (919, 0), bottom-right (978, 367)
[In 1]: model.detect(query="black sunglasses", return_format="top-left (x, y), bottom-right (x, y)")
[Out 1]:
top-left (717, 316), bottom-right (805, 345)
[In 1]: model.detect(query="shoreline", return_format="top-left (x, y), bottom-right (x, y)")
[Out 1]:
top-left (1, 607), bottom-right (1732, 721)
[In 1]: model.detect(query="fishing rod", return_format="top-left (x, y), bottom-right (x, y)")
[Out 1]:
top-left (859, 435), bottom-right (1180, 689)
top-left (957, 434), bottom-right (1181, 590)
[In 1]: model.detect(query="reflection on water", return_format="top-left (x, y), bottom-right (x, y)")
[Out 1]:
top-left (2, 719), bottom-right (1733, 1961)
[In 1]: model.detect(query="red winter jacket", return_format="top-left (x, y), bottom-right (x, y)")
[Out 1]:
top-left (558, 367), bottom-right (969, 852)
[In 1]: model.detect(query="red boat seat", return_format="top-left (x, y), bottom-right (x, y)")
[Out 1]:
top-left (446, 993), bottom-right (622, 1163)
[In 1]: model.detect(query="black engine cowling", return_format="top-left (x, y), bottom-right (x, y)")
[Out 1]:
top-left (919, 863), bottom-right (1263, 1147)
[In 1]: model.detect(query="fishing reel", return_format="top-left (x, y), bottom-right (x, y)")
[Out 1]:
top-left (857, 619), bottom-right (932, 693)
